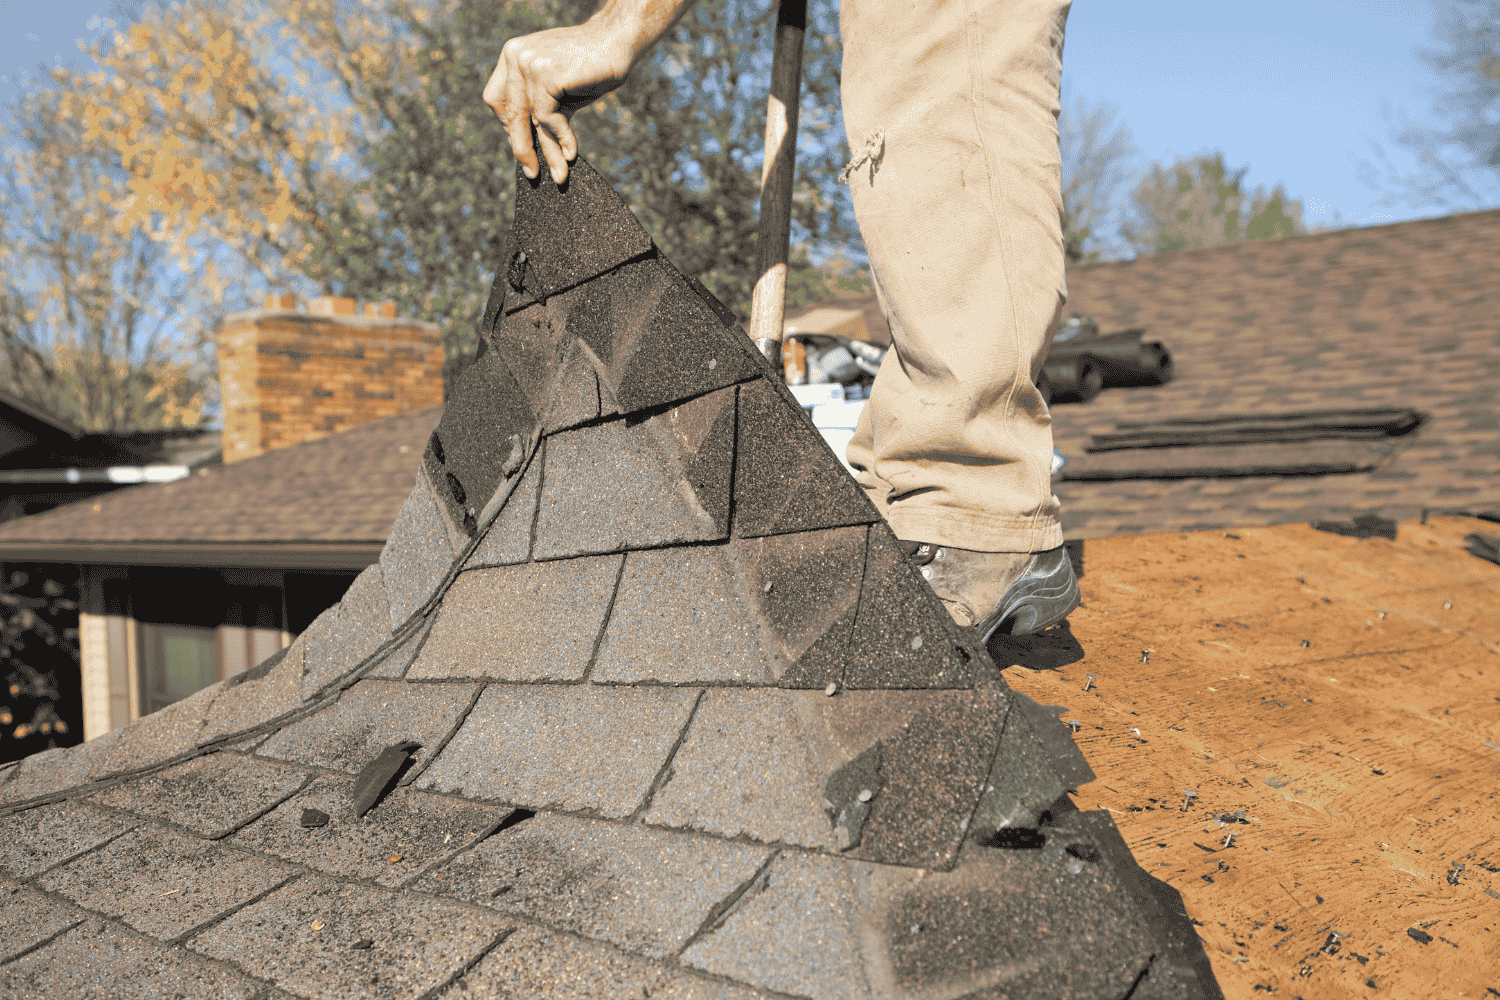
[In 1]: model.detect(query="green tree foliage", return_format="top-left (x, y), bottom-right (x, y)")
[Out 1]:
top-left (1358, 0), bottom-right (1500, 212)
top-left (1122, 151), bottom-right (1311, 257)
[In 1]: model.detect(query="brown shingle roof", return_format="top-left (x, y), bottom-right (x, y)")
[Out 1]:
top-left (0, 406), bottom-right (440, 567)
top-left (1050, 208), bottom-right (1500, 538)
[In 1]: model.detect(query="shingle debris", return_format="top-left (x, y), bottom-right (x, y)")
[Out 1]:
top-left (1310, 512), bottom-right (1398, 540)
top-left (350, 740), bottom-right (421, 818)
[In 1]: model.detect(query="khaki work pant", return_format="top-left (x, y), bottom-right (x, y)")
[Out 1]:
top-left (840, 0), bottom-right (1070, 553)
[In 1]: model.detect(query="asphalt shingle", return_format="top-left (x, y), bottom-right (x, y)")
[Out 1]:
top-left (229, 775), bottom-right (511, 887)
top-left (415, 685), bottom-right (700, 818)
top-left (413, 811), bottom-right (770, 959)
top-left (732, 376), bottom-right (881, 539)
top-left (530, 387), bottom-right (736, 559)
top-left (0, 875), bottom-right (83, 962)
top-left (643, 688), bottom-right (871, 852)
top-left (186, 874), bottom-right (508, 1000)
top-left (0, 801), bottom-right (137, 879)
top-left (841, 523), bottom-right (993, 689)
top-left (0, 727), bottom-right (120, 806)
top-left (679, 852), bottom-right (894, 1000)
top-left (593, 525), bottom-right (870, 686)
top-left (377, 466), bottom-right (457, 630)
top-left (452, 923), bottom-right (660, 999)
top-left (410, 557), bottom-right (623, 682)
top-left (256, 678), bottom-right (479, 776)
top-left (37, 823), bottom-right (296, 941)
top-left (461, 432), bottom-right (545, 568)
top-left (503, 156), bottom-right (656, 306)
top-left (302, 563), bottom-right (393, 695)
top-left (538, 255), bottom-right (758, 417)
top-left (90, 678), bottom-right (226, 778)
top-left (425, 348), bottom-right (538, 540)
top-left (89, 752), bottom-right (309, 840)
top-left (198, 635), bottom-right (308, 745)
top-left (0, 920), bottom-right (264, 1000)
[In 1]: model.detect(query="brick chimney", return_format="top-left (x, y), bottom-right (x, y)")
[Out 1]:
top-left (218, 295), bottom-right (444, 464)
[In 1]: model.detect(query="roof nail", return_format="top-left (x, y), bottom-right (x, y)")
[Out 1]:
top-left (824, 681), bottom-right (838, 696)
top-left (1082, 674), bottom-right (1094, 691)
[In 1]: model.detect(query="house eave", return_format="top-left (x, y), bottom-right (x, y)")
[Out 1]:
top-left (0, 540), bottom-right (383, 570)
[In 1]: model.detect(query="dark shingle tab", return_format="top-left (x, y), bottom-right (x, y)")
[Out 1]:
top-left (531, 387), bottom-right (736, 559)
top-left (230, 775), bottom-right (510, 887)
top-left (186, 874), bottom-right (508, 1000)
top-left (37, 823), bottom-right (296, 941)
top-left (411, 557), bottom-right (623, 682)
top-left (256, 678), bottom-right (479, 777)
top-left (732, 377), bottom-right (881, 539)
top-left (848, 687), bottom-right (1006, 871)
top-left (425, 348), bottom-right (538, 540)
top-left (415, 685), bottom-right (700, 818)
top-left (885, 832), bottom-right (1165, 999)
top-left (0, 920), bottom-right (264, 999)
top-left (0, 801), bottom-right (138, 879)
top-left (841, 524), bottom-right (992, 689)
top-left (504, 155), bottom-right (656, 305)
top-left (0, 875), bottom-right (83, 963)
top-left (413, 811), bottom-right (770, 959)
top-left (89, 753), bottom-right (309, 840)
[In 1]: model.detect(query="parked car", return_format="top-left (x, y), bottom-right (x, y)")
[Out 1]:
top-left (781, 314), bottom-right (1172, 409)
top-left (1037, 315), bottom-right (1174, 404)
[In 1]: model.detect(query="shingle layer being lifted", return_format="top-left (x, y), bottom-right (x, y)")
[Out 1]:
top-left (0, 153), bottom-right (1224, 1000)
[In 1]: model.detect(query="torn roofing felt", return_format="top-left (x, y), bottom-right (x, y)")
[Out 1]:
top-left (0, 153), bottom-right (1225, 1000)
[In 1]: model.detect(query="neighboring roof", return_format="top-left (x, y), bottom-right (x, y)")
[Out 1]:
top-left (1045, 209), bottom-right (1500, 538)
top-left (0, 155), bottom-right (1222, 999)
top-left (0, 385), bottom-right (86, 441)
top-left (783, 290), bottom-right (891, 346)
top-left (0, 407), bottom-right (439, 569)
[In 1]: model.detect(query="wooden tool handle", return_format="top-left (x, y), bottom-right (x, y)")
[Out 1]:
top-left (748, 0), bottom-right (806, 370)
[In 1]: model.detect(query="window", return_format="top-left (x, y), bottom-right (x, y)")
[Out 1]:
top-left (138, 623), bottom-right (218, 715)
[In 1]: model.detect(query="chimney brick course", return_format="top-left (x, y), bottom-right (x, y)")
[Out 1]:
top-left (220, 300), bottom-right (443, 464)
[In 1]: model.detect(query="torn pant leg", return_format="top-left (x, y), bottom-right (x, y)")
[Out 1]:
top-left (840, 0), bottom-right (1071, 553)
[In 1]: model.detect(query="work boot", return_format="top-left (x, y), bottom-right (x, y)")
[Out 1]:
top-left (900, 540), bottom-right (1080, 639)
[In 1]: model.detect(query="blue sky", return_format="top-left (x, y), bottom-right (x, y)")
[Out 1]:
top-left (0, 0), bottom-right (1476, 235)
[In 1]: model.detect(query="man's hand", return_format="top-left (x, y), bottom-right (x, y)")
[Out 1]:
top-left (484, 0), bottom-right (700, 185)
top-left (482, 23), bottom-right (629, 185)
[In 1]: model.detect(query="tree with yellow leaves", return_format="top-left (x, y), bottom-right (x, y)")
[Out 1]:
top-left (0, 70), bottom-right (214, 431)
top-left (48, 0), bottom-right (860, 370)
